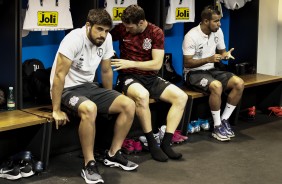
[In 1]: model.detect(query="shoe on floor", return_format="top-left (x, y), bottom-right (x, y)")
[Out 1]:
top-left (132, 140), bottom-right (142, 153)
top-left (187, 122), bottom-right (195, 134)
top-left (268, 106), bottom-right (282, 117)
top-left (221, 119), bottom-right (235, 138)
top-left (174, 130), bottom-right (188, 141)
top-left (159, 125), bottom-right (166, 142)
top-left (0, 164), bottom-right (22, 180)
top-left (121, 139), bottom-right (135, 154)
top-left (81, 160), bottom-right (104, 184)
top-left (139, 133), bottom-right (160, 150)
top-left (212, 124), bottom-right (230, 141)
top-left (188, 120), bottom-right (200, 133)
top-left (104, 150), bottom-right (138, 171)
top-left (20, 162), bottom-right (34, 178)
top-left (198, 118), bottom-right (210, 131)
top-left (172, 131), bottom-right (185, 144)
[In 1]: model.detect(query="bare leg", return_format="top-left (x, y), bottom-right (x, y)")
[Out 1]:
top-left (159, 84), bottom-right (188, 159)
top-left (226, 76), bottom-right (244, 106)
top-left (127, 83), bottom-right (168, 162)
top-left (107, 95), bottom-right (135, 155)
top-left (77, 101), bottom-right (97, 166)
top-left (209, 81), bottom-right (223, 111)
top-left (221, 76), bottom-right (245, 120)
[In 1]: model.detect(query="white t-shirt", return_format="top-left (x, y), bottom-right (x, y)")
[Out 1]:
top-left (182, 24), bottom-right (225, 77)
top-left (50, 26), bottom-right (114, 89)
top-left (104, 0), bottom-right (137, 25)
top-left (166, 0), bottom-right (195, 24)
top-left (220, 0), bottom-right (252, 10)
top-left (23, 0), bottom-right (73, 31)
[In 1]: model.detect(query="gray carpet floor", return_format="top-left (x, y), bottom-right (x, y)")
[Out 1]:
top-left (1, 112), bottom-right (282, 184)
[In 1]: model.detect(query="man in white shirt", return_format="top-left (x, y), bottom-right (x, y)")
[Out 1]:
top-left (50, 9), bottom-right (138, 184)
top-left (182, 5), bottom-right (244, 141)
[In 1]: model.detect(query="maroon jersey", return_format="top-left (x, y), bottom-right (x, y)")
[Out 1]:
top-left (111, 22), bottom-right (164, 75)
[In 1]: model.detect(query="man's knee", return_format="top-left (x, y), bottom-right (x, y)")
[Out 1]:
top-left (174, 89), bottom-right (188, 107)
top-left (78, 101), bottom-right (97, 121)
top-left (132, 90), bottom-right (150, 107)
top-left (209, 81), bottom-right (223, 93)
top-left (229, 76), bottom-right (245, 92)
top-left (119, 96), bottom-right (136, 116)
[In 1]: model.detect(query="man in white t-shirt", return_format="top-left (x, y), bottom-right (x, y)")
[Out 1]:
top-left (182, 5), bottom-right (244, 142)
top-left (50, 9), bottom-right (138, 184)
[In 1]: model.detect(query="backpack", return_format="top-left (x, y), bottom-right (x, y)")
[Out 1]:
top-left (0, 88), bottom-right (5, 107)
top-left (22, 59), bottom-right (51, 104)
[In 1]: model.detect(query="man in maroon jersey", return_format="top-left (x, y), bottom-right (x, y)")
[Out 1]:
top-left (111, 4), bottom-right (188, 162)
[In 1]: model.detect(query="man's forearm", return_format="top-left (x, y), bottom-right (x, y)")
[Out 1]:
top-left (136, 60), bottom-right (162, 71)
top-left (51, 77), bottom-right (65, 112)
top-left (101, 70), bottom-right (113, 90)
top-left (184, 57), bottom-right (211, 68)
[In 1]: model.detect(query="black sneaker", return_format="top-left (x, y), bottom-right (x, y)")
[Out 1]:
top-left (104, 150), bottom-right (138, 171)
top-left (0, 164), bottom-right (22, 180)
top-left (20, 162), bottom-right (34, 178)
top-left (81, 160), bottom-right (104, 184)
top-left (10, 151), bottom-right (32, 163)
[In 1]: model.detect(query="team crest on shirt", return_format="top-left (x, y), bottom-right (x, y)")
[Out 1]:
top-left (143, 38), bottom-right (152, 50)
top-left (97, 48), bottom-right (103, 57)
top-left (214, 36), bottom-right (219, 43)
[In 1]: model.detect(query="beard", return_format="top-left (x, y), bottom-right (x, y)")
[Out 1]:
top-left (89, 35), bottom-right (105, 47)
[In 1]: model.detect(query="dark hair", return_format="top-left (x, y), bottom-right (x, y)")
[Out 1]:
top-left (201, 5), bottom-right (221, 21)
top-left (121, 4), bottom-right (145, 24)
top-left (87, 9), bottom-right (112, 28)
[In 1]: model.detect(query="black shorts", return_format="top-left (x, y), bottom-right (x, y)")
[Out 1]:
top-left (61, 83), bottom-right (121, 115)
top-left (116, 74), bottom-right (171, 100)
top-left (185, 69), bottom-right (234, 93)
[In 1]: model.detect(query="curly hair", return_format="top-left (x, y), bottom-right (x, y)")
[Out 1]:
top-left (87, 8), bottom-right (113, 28)
top-left (121, 4), bottom-right (145, 24)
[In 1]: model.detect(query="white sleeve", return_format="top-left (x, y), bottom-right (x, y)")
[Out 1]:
top-left (216, 28), bottom-right (226, 50)
top-left (102, 33), bottom-right (114, 60)
top-left (58, 31), bottom-right (83, 61)
top-left (182, 33), bottom-right (196, 56)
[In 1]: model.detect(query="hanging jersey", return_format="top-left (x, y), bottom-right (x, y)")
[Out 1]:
top-left (215, 0), bottom-right (223, 17)
top-left (166, 0), bottom-right (195, 24)
top-left (220, 0), bottom-right (252, 10)
top-left (104, 0), bottom-right (137, 25)
top-left (23, 0), bottom-right (73, 31)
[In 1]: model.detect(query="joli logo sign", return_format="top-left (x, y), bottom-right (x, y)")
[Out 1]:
top-left (37, 11), bottom-right (58, 26)
top-left (112, 7), bottom-right (126, 21)
top-left (175, 8), bottom-right (190, 20)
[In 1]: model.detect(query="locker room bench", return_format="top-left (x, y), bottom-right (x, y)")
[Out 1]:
top-left (1, 73), bottom-right (281, 169)
top-left (179, 73), bottom-right (282, 134)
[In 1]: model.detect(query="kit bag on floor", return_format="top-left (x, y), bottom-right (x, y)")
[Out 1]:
top-left (0, 88), bottom-right (5, 109)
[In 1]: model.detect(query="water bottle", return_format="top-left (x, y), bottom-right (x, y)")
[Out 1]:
top-left (7, 87), bottom-right (15, 110)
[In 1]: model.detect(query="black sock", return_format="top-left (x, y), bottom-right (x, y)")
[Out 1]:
top-left (161, 132), bottom-right (182, 160)
top-left (145, 131), bottom-right (168, 162)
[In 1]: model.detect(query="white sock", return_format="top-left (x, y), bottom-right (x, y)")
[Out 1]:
top-left (211, 110), bottom-right (221, 126)
top-left (221, 103), bottom-right (236, 120)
